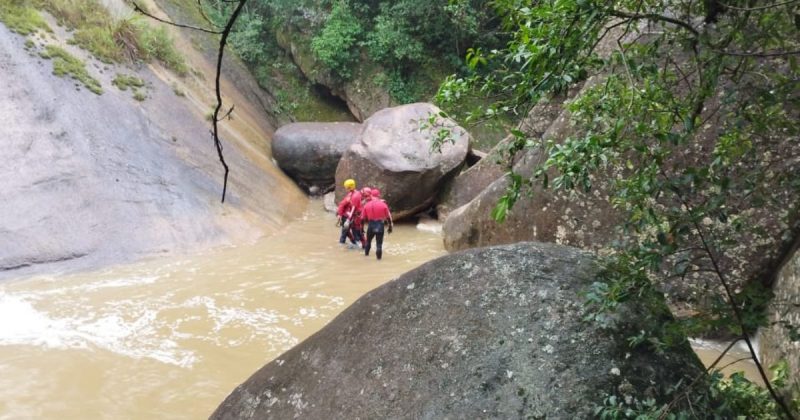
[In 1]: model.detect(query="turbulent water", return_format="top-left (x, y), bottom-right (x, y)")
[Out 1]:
top-left (0, 200), bottom-right (445, 419)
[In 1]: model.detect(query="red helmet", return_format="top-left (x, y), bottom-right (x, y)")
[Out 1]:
top-left (361, 187), bottom-right (372, 196)
top-left (371, 188), bottom-right (381, 198)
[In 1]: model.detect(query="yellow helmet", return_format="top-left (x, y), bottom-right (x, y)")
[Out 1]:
top-left (343, 179), bottom-right (356, 190)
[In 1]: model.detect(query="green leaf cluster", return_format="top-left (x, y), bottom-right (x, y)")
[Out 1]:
top-left (310, 0), bottom-right (364, 80)
top-left (39, 44), bottom-right (103, 94)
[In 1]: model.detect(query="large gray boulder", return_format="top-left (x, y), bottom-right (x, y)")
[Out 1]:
top-left (212, 242), bottom-right (707, 419)
top-left (272, 122), bottom-right (362, 193)
top-left (335, 103), bottom-right (469, 220)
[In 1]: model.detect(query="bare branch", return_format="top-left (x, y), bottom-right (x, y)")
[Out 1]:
top-left (717, 356), bottom-right (755, 372)
top-left (211, 0), bottom-right (248, 203)
top-left (656, 338), bottom-right (742, 420)
top-left (216, 104), bottom-right (235, 121)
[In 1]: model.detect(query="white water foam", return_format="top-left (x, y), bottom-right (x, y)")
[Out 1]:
top-left (0, 268), bottom-right (345, 370)
top-left (0, 292), bottom-right (197, 367)
top-left (0, 294), bottom-right (72, 348)
top-left (416, 220), bottom-right (443, 234)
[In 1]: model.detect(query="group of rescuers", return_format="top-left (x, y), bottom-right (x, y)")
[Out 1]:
top-left (336, 178), bottom-right (393, 260)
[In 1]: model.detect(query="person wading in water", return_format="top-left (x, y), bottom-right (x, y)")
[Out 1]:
top-left (337, 179), bottom-right (363, 247)
top-left (361, 188), bottom-right (393, 260)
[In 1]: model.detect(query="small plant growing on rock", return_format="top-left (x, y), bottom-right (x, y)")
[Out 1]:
top-left (39, 44), bottom-right (102, 95)
top-left (112, 73), bottom-right (145, 91)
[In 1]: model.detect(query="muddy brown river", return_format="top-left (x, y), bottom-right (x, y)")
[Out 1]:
top-left (0, 200), bottom-right (445, 418)
top-left (0, 199), bottom-right (762, 418)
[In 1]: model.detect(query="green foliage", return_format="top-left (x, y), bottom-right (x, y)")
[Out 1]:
top-left (112, 73), bottom-right (145, 91)
top-left (26, 0), bottom-right (187, 73)
top-left (710, 360), bottom-right (800, 420)
top-left (0, 0), bottom-right (51, 35)
top-left (133, 22), bottom-right (187, 75)
top-left (595, 363), bottom-right (798, 419)
top-left (310, 0), bottom-right (364, 80)
top-left (113, 73), bottom-right (147, 101)
top-left (71, 25), bottom-right (120, 63)
top-left (439, 0), bottom-right (800, 417)
top-left (375, 69), bottom-right (422, 104)
top-left (39, 44), bottom-right (102, 94)
top-left (228, 11), bottom-right (267, 64)
top-left (364, 4), bottom-right (424, 67)
top-left (202, 0), bottom-right (503, 128)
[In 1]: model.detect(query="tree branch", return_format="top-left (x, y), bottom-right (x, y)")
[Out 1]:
top-left (657, 338), bottom-right (742, 420)
top-left (211, 0), bottom-right (247, 203)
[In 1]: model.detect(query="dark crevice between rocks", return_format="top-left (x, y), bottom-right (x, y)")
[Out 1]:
top-left (311, 83), bottom-right (356, 121)
top-left (465, 149), bottom-right (485, 168)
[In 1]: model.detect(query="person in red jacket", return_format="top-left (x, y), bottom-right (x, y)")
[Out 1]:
top-left (337, 179), bottom-right (363, 247)
top-left (361, 188), bottom-right (393, 260)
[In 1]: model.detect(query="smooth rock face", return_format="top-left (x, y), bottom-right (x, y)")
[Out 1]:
top-left (335, 103), bottom-right (469, 220)
top-left (273, 122), bottom-right (362, 193)
top-left (212, 242), bottom-right (705, 420)
top-left (0, 24), bottom-right (305, 279)
top-left (761, 239), bottom-right (800, 396)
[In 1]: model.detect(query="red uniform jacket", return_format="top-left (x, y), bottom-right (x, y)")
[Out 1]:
top-left (337, 190), bottom-right (363, 219)
top-left (362, 199), bottom-right (391, 222)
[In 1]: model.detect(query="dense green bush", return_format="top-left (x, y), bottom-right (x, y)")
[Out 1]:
top-left (364, 4), bottom-right (425, 67)
top-left (207, 0), bottom-right (501, 110)
top-left (310, 0), bottom-right (363, 80)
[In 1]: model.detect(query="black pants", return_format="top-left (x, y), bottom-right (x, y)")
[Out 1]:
top-left (365, 220), bottom-right (385, 259)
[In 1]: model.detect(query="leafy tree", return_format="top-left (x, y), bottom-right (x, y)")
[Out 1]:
top-left (228, 11), bottom-right (267, 64)
top-left (364, 5), bottom-right (425, 66)
top-left (311, 0), bottom-right (364, 80)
